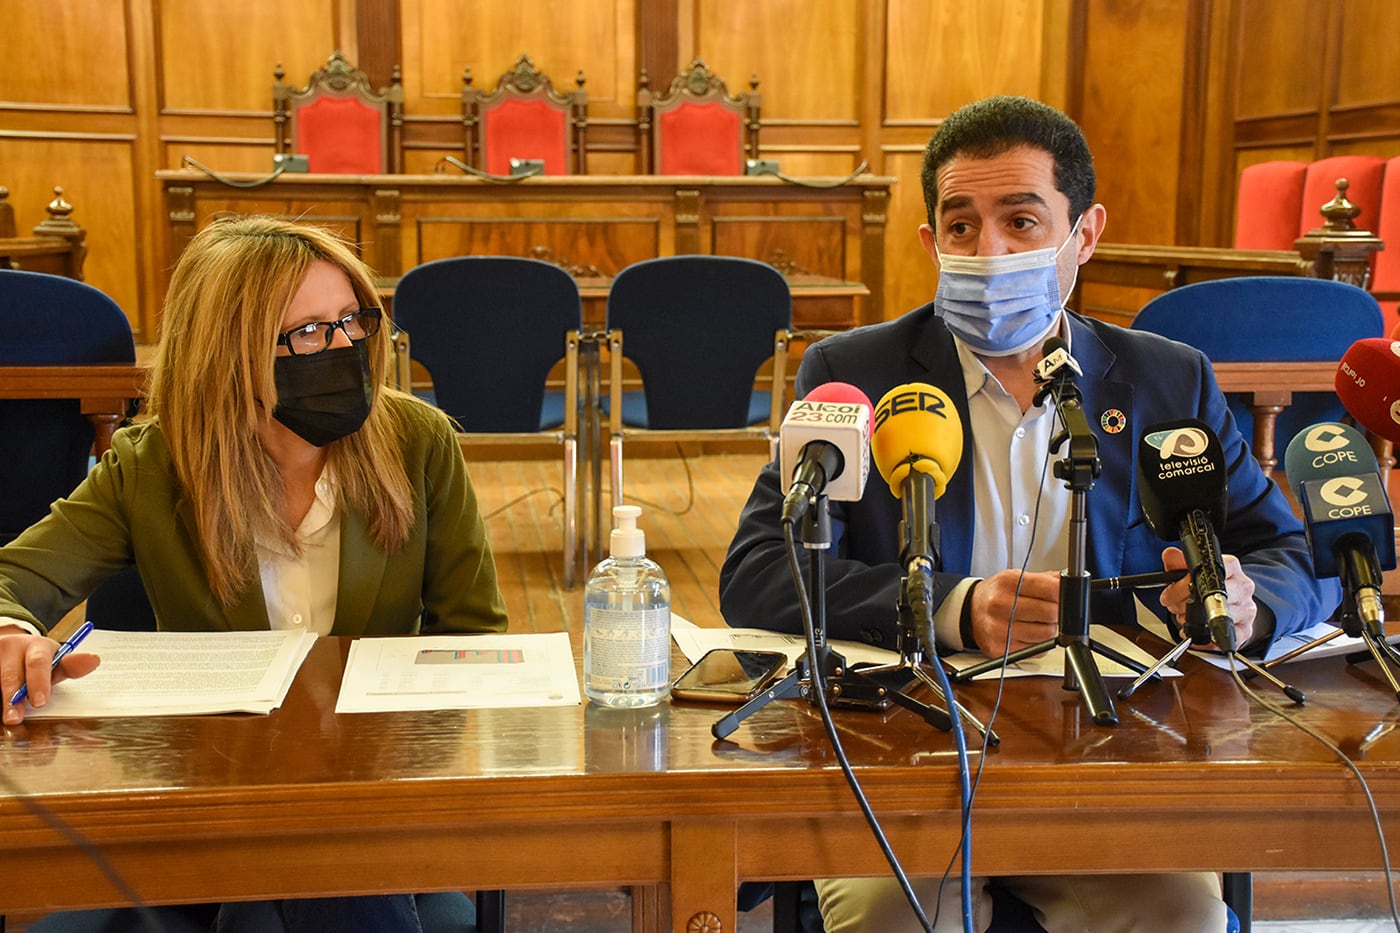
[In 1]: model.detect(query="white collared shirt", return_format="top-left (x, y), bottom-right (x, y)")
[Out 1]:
top-left (255, 469), bottom-right (341, 636)
top-left (931, 326), bottom-right (1072, 649)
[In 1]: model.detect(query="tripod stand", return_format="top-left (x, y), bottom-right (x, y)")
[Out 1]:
top-left (950, 360), bottom-right (1150, 726)
top-left (1262, 551), bottom-right (1400, 700)
top-left (1117, 594), bottom-right (1306, 703)
top-left (713, 494), bottom-right (996, 744)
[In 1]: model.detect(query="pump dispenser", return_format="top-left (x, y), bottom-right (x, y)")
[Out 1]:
top-left (583, 505), bottom-right (671, 707)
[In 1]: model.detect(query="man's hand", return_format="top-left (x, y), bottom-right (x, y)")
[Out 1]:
top-left (1159, 547), bottom-right (1257, 648)
top-left (967, 569), bottom-right (1060, 656)
top-left (0, 628), bottom-right (101, 726)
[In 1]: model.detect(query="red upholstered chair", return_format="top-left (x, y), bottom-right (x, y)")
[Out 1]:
top-left (274, 51), bottom-right (404, 174)
top-left (1233, 160), bottom-right (1306, 250)
top-left (1299, 155), bottom-right (1386, 238)
top-left (461, 54), bottom-right (588, 176)
top-left (637, 58), bottom-right (760, 175)
top-left (1373, 156), bottom-right (1400, 335)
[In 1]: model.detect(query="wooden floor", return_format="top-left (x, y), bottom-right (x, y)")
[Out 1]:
top-left (470, 449), bottom-right (767, 636)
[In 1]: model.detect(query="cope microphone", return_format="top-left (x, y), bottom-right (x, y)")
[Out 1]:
top-left (1283, 421), bottom-right (1396, 631)
top-left (779, 382), bottom-right (873, 525)
top-left (1137, 419), bottom-right (1236, 653)
top-left (1336, 338), bottom-right (1400, 445)
top-left (871, 382), bottom-right (963, 639)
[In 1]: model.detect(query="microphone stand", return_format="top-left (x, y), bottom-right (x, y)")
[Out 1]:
top-left (1262, 549), bottom-right (1400, 701)
top-left (1120, 514), bottom-right (1305, 704)
top-left (951, 364), bottom-right (1151, 727)
top-left (713, 494), bottom-right (961, 740)
top-left (854, 466), bottom-right (1000, 745)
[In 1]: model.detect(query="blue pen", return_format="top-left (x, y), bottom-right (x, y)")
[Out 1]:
top-left (9, 620), bottom-right (95, 706)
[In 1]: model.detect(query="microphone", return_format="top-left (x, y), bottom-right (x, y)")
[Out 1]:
top-left (1336, 338), bottom-right (1400, 445)
top-left (779, 382), bottom-right (873, 524)
top-left (1137, 419), bottom-right (1236, 652)
top-left (871, 383), bottom-right (964, 640)
top-left (1033, 335), bottom-right (1082, 385)
top-left (1283, 422), bottom-right (1395, 631)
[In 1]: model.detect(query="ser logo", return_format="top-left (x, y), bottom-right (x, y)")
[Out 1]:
top-left (873, 388), bottom-right (946, 431)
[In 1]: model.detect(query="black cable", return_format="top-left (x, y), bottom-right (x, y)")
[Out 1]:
top-left (617, 443), bottom-right (696, 518)
top-left (437, 155), bottom-right (542, 183)
top-left (1228, 662), bottom-right (1400, 930)
top-left (762, 160), bottom-right (871, 190)
top-left (180, 155), bottom-right (287, 189)
top-left (0, 760), bottom-right (167, 932)
top-left (934, 432), bottom-right (1053, 927)
top-left (780, 519), bottom-right (937, 933)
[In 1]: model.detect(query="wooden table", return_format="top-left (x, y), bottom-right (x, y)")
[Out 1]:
top-left (4, 636), bottom-right (1400, 931)
top-left (0, 364), bottom-right (148, 454)
top-left (156, 171), bottom-right (894, 331)
top-left (1212, 360), bottom-right (1392, 477)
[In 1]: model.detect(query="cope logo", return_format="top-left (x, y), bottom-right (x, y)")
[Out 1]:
top-left (1144, 426), bottom-right (1209, 460)
top-left (1302, 424), bottom-right (1349, 452)
top-left (1320, 476), bottom-right (1369, 508)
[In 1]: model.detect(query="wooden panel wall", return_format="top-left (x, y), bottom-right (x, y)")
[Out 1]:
top-left (4, 0), bottom-right (1400, 340)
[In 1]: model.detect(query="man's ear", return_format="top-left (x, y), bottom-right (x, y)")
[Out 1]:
top-left (918, 223), bottom-right (939, 263)
top-left (1074, 203), bottom-right (1108, 265)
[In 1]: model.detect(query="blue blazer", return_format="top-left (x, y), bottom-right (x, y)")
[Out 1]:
top-left (719, 304), bottom-right (1340, 651)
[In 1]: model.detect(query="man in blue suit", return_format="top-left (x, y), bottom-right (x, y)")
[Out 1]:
top-left (719, 96), bottom-right (1339, 932)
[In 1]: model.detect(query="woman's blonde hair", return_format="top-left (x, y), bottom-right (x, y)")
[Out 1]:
top-left (147, 215), bottom-right (415, 605)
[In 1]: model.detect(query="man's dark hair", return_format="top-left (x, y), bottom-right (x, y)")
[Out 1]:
top-left (920, 95), bottom-right (1096, 227)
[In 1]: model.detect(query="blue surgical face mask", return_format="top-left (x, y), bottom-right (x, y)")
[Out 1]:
top-left (933, 217), bottom-right (1083, 357)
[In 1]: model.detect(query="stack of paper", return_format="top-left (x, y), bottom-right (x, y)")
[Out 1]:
top-left (24, 628), bottom-right (317, 718)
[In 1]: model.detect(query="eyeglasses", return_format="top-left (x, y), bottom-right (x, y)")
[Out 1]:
top-left (276, 308), bottom-right (382, 356)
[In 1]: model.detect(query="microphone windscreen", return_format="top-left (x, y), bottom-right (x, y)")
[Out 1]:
top-left (1337, 338), bottom-right (1400, 445)
top-left (803, 382), bottom-right (874, 409)
top-left (779, 381), bottom-right (872, 501)
top-left (1282, 421), bottom-right (1379, 500)
top-left (870, 382), bottom-right (962, 499)
top-left (1137, 419), bottom-right (1228, 540)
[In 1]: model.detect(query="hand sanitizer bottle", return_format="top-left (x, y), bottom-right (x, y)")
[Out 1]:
top-left (584, 505), bottom-right (671, 708)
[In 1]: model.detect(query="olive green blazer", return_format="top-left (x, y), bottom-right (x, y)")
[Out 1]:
top-left (0, 395), bottom-right (509, 636)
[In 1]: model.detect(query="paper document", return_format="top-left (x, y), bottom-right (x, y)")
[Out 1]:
top-left (670, 615), bottom-right (1174, 680)
top-left (942, 623), bottom-right (1177, 679)
top-left (670, 614), bottom-right (900, 669)
top-left (25, 628), bottom-right (317, 718)
top-left (335, 632), bottom-right (581, 713)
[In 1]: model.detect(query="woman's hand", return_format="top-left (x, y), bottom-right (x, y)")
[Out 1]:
top-left (0, 627), bottom-right (101, 725)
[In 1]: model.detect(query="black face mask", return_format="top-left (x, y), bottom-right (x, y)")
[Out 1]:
top-left (272, 342), bottom-right (373, 447)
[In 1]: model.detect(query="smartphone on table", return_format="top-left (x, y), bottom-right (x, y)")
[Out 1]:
top-left (670, 648), bottom-right (788, 703)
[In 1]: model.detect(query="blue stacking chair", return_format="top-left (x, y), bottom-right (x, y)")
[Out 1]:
top-left (393, 255), bottom-right (583, 588)
top-left (0, 269), bottom-right (135, 543)
top-left (1130, 276), bottom-right (1383, 469)
top-left (604, 255), bottom-right (792, 513)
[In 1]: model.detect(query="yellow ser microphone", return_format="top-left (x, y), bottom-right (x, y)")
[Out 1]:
top-left (871, 383), bottom-right (963, 500)
top-left (870, 382), bottom-right (964, 639)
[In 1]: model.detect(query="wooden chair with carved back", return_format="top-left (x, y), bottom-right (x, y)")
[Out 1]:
top-left (460, 53), bottom-right (588, 176)
top-left (637, 57), bottom-right (760, 175)
top-left (273, 50), bottom-right (404, 175)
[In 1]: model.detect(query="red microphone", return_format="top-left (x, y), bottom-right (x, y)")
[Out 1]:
top-left (779, 381), bottom-right (873, 524)
top-left (1336, 338), bottom-right (1400, 445)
